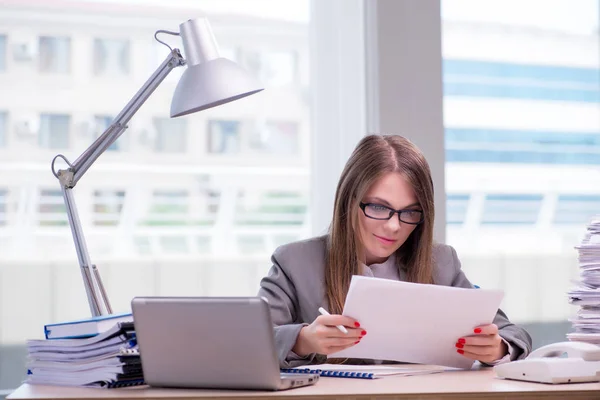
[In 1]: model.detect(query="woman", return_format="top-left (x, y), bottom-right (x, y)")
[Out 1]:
top-left (258, 134), bottom-right (532, 368)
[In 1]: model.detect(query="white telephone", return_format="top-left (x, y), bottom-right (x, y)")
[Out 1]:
top-left (494, 341), bottom-right (600, 384)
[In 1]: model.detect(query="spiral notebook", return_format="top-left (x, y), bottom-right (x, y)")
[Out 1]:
top-left (281, 364), bottom-right (446, 379)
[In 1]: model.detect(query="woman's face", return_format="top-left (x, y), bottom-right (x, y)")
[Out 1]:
top-left (357, 172), bottom-right (421, 265)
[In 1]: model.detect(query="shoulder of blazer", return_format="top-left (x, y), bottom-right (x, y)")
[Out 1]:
top-left (431, 242), bottom-right (460, 284)
top-left (272, 235), bottom-right (328, 276)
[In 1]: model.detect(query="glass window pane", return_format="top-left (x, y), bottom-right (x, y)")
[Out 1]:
top-left (0, 111), bottom-right (7, 147)
top-left (207, 120), bottom-right (240, 154)
top-left (38, 189), bottom-right (67, 226)
top-left (554, 195), bottom-right (600, 225)
top-left (153, 117), bottom-right (187, 153)
top-left (0, 188), bottom-right (7, 226)
top-left (443, 0), bottom-right (600, 345)
top-left (2, 1), bottom-right (314, 393)
top-left (93, 38), bottom-right (130, 75)
top-left (249, 121), bottom-right (300, 154)
top-left (446, 194), bottom-right (470, 225)
top-left (261, 51), bottom-right (297, 86)
top-left (39, 36), bottom-right (70, 73)
top-left (39, 114), bottom-right (70, 149)
top-left (0, 35), bottom-right (6, 71)
top-left (93, 190), bottom-right (125, 226)
top-left (481, 194), bottom-right (543, 225)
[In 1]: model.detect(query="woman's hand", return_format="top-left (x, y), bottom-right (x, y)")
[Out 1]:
top-left (455, 324), bottom-right (508, 364)
top-left (292, 314), bottom-right (366, 356)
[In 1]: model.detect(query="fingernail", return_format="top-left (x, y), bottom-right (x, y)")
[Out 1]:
top-left (355, 341), bottom-right (360, 344)
top-left (354, 322), bottom-right (360, 328)
top-left (458, 338), bottom-right (466, 344)
top-left (455, 343), bottom-right (464, 349)
top-left (457, 349), bottom-right (464, 354)
top-left (361, 330), bottom-right (367, 335)
top-left (474, 328), bottom-right (482, 334)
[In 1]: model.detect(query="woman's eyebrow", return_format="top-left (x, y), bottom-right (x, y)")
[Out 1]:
top-left (367, 197), bottom-right (420, 209)
top-left (367, 197), bottom-right (393, 207)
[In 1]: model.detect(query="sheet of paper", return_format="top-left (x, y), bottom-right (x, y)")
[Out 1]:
top-left (329, 275), bottom-right (504, 369)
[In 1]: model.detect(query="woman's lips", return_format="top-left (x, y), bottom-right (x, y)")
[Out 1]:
top-left (374, 234), bottom-right (395, 245)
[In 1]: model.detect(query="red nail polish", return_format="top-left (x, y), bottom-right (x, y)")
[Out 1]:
top-left (457, 349), bottom-right (464, 354)
top-left (455, 343), bottom-right (464, 349)
top-left (361, 330), bottom-right (367, 335)
top-left (474, 328), bottom-right (482, 334)
top-left (458, 338), bottom-right (466, 344)
top-left (355, 341), bottom-right (360, 344)
top-left (354, 322), bottom-right (360, 328)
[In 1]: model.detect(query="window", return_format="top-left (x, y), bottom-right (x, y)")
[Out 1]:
top-left (94, 115), bottom-right (126, 151)
top-left (443, 59), bottom-right (599, 103)
top-left (249, 121), bottom-right (300, 155)
top-left (241, 50), bottom-right (298, 86)
top-left (39, 114), bottom-right (70, 149)
top-left (145, 190), bottom-right (189, 226)
top-left (39, 36), bottom-right (70, 73)
top-left (0, 111), bottom-right (7, 147)
top-left (2, 0), bottom-right (321, 393)
top-left (236, 190), bottom-right (307, 226)
top-left (93, 190), bottom-right (125, 226)
top-left (0, 35), bottom-right (6, 71)
top-left (207, 120), bottom-right (240, 154)
top-left (261, 51), bottom-right (298, 86)
top-left (443, 0), bottom-right (600, 343)
top-left (93, 38), bottom-right (130, 75)
top-left (0, 189), bottom-right (7, 226)
top-left (153, 117), bottom-right (187, 153)
top-left (446, 128), bottom-right (600, 164)
top-left (481, 194), bottom-right (543, 225)
top-left (446, 194), bottom-right (470, 225)
top-left (38, 189), bottom-right (67, 226)
top-left (554, 195), bottom-right (600, 225)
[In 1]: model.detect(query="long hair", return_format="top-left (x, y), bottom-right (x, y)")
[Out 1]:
top-left (325, 134), bottom-right (435, 315)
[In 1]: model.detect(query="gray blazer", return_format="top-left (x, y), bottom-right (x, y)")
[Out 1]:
top-left (258, 235), bottom-right (532, 368)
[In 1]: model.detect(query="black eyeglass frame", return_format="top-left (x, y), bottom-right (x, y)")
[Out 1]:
top-left (359, 202), bottom-right (424, 225)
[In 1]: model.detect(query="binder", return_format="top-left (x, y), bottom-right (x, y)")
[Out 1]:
top-left (281, 367), bottom-right (376, 379)
top-left (281, 364), bottom-right (445, 379)
top-left (43, 312), bottom-right (133, 339)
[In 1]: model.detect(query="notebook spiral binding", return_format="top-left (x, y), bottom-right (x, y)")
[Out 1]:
top-left (281, 368), bottom-right (375, 379)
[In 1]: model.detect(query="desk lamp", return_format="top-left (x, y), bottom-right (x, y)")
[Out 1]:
top-left (50, 18), bottom-right (263, 317)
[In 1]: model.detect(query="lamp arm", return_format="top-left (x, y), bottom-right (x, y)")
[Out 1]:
top-left (51, 49), bottom-right (185, 316)
top-left (72, 49), bottom-right (185, 185)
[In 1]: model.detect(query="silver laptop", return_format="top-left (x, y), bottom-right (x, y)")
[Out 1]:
top-left (131, 296), bottom-right (319, 390)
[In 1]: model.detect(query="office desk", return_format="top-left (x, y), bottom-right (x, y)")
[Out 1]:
top-left (7, 369), bottom-right (600, 400)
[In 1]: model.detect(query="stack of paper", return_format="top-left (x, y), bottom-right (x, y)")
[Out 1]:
top-left (26, 321), bottom-right (144, 388)
top-left (567, 216), bottom-right (600, 344)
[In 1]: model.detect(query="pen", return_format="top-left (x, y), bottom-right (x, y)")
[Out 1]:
top-left (318, 307), bottom-right (348, 334)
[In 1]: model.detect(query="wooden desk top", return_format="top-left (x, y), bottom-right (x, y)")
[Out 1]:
top-left (7, 369), bottom-right (600, 400)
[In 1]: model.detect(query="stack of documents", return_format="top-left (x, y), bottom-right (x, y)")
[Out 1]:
top-left (26, 321), bottom-right (144, 388)
top-left (567, 216), bottom-right (600, 344)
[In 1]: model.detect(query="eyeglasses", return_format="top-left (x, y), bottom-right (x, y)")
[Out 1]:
top-left (359, 202), bottom-right (424, 225)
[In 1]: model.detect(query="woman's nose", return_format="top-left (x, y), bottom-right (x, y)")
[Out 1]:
top-left (385, 215), bottom-right (401, 231)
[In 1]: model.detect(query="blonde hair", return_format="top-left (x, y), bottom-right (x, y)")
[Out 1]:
top-left (325, 134), bottom-right (435, 315)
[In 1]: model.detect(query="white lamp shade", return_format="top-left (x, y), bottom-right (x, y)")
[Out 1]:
top-left (170, 57), bottom-right (264, 118)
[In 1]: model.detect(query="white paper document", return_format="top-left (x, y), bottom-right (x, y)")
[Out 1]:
top-left (329, 275), bottom-right (504, 369)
